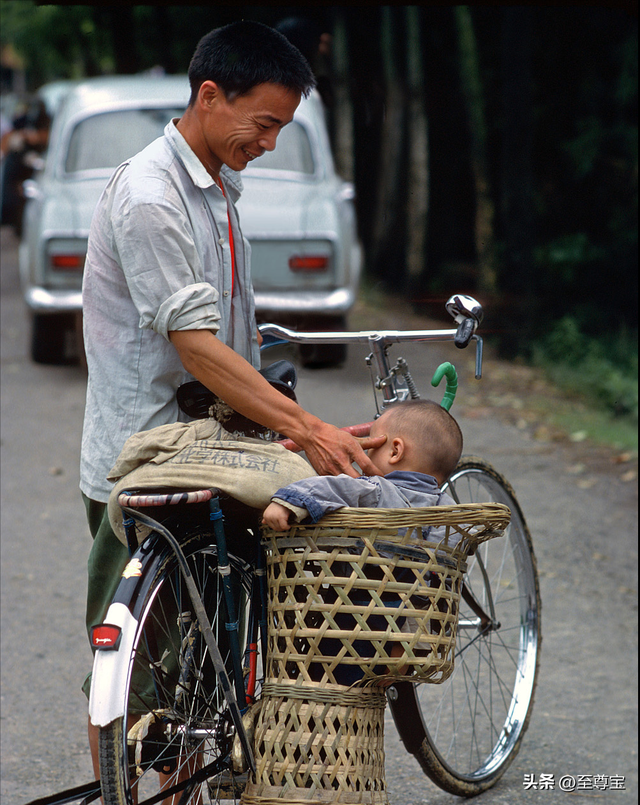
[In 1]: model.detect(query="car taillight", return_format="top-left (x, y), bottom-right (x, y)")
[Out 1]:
top-left (51, 254), bottom-right (85, 271)
top-left (288, 255), bottom-right (329, 272)
top-left (91, 624), bottom-right (122, 650)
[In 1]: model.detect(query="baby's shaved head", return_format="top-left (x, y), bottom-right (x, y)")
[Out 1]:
top-left (382, 399), bottom-right (463, 482)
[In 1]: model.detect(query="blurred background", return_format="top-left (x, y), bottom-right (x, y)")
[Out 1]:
top-left (1, 1), bottom-right (637, 437)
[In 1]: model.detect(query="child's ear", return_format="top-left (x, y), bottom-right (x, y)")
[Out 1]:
top-left (388, 437), bottom-right (405, 464)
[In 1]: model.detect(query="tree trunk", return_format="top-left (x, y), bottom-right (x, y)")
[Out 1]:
top-left (331, 10), bottom-right (354, 182)
top-left (454, 6), bottom-right (496, 295)
top-left (499, 7), bottom-right (535, 355)
top-left (153, 6), bottom-right (176, 74)
top-left (106, 6), bottom-right (139, 75)
top-left (371, 6), bottom-right (406, 282)
top-left (404, 6), bottom-right (429, 294)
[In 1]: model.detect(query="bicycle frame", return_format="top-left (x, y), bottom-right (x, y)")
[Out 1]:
top-left (85, 293), bottom-right (523, 805)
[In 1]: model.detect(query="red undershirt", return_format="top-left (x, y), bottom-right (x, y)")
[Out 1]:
top-left (216, 179), bottom-right (236, 297)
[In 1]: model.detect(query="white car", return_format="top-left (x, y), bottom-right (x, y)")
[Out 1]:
top-left (19, 74), bottom-right (362, 365)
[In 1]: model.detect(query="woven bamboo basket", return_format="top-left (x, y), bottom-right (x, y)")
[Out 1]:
top-left (242, 683), bottom-right (387, 804)
top-left (263, 503), bottom-right (510, 686)
top-left (240, 503), bottom-right (510, 804)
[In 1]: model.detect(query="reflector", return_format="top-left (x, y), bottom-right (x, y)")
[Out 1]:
top-left (91, 623), bottom-right (122, 650)
top-left (288, 255), bottom-right (329, 271)
top-left (51, 254), bottom-right (85, 270)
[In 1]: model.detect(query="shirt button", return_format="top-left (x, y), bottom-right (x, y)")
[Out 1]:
top-left (218, 237), bottom-right (226, 245)
top-left (223, 291), bottom-right (229, 297)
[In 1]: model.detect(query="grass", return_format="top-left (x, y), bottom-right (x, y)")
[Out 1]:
top-left (532, 315), bottom-right (637, 453)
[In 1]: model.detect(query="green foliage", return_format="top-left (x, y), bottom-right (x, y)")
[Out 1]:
top-left (1, 1), bottom-right (119, 82)
top-left (534, 233), bottom-right (607, 287)
top-left (534, 316), bottom-right (638, 422)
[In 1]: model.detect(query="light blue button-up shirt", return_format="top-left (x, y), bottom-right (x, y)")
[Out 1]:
top-left (80, 120), bottom-right (260, 502)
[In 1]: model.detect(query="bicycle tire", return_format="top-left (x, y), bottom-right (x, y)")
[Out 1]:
top-left (388, 456), bottom-right (541, 796)
top-left (97, 527), bottom-right (257, 805)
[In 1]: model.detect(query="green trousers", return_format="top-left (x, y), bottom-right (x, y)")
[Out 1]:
top-left (82, 493), bottom-right (131, 700)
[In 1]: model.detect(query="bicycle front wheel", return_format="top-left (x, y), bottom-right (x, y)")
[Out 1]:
top-left (96, 528), bottom-right (257, 805)
top-left (389, 456), bottom-right (541, 796)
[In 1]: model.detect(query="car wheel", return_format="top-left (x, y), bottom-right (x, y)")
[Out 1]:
top-left (31, 313), bottom-right (78, 365)
top-left (298, 316), bottom-right (348, 369)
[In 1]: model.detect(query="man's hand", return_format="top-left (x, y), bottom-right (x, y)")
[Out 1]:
top-left (297, 421), bottom-right (387, 478)
top-left (262, 502), bottom-right (293, 531)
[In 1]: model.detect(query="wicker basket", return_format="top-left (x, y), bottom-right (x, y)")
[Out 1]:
top-left (263, 503), bottom-right (510, 686)
top-left (240, 503), bottom-right (509, 804)
top-left (242, 683), bottom-right (387, 804)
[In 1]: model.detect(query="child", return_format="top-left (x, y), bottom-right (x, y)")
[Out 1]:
top-left (262, 398), bottom-right (463, 532)
top-left (262, 399), bottom-right (464, 684)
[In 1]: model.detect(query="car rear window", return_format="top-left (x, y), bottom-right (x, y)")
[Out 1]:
top-left (65, 108), bottom-right (184, 172)
top-left (250, 121), bottom-right (315, 174)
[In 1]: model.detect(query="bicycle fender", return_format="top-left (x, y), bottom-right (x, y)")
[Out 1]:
top-left (89, 601), bottom-right (138, 727)
top-left (88, 539), bottom-right (168, 727)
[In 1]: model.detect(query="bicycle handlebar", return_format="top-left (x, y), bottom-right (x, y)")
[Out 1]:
top-left (259, 322), bottom-right (484, 380)
top-left (259, 322), bottom-right (460, 345)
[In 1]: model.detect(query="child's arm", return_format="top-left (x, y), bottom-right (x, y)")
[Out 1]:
top-left (265, 474), bottom-right (382, 525)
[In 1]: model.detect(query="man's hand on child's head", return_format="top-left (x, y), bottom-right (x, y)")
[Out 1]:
top-left (262, 502), bottom-right (292, 531)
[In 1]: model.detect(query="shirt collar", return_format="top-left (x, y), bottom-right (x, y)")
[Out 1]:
top-left (383, 471), bottom-right (441, 493)
top-left (165, 119), bottom-right (243, 201)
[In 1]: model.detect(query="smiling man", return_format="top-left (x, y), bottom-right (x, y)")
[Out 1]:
top-left (80, 20), bottom-right (385, 781)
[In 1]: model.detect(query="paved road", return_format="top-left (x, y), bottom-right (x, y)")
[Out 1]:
top-left (1, 226), bottom-right (636, 804)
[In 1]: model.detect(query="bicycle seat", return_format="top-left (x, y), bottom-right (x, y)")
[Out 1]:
top-left (176, 360), bottom-right (297, 434)
top-left (259, 359), bottom-right (297, 396)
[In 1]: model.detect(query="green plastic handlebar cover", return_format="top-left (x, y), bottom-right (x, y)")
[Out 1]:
top-left (431, 362), bottom-right (458, 411)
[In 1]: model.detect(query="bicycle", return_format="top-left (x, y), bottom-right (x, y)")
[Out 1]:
top-left (85, 293), bottom-right (540, 805)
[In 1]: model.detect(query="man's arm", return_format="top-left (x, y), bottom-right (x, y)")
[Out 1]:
top-left (169, 329), bottom-right (385, 478)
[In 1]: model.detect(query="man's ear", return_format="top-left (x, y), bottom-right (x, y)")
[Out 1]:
top-left (198, 81), bottom-right (222, 109)
top-left (388, 437), bottom-right (405, 464)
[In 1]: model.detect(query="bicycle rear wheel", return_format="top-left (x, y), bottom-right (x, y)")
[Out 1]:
top-left (388, 456), bottom-right (541, 796)
top-left (96, 528), bottom-right (257, 805)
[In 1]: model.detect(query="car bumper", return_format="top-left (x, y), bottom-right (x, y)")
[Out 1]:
top-left (254, 287), bottom-right (355, 316)
top-left (25, 287), bottom-right (83, 314)
top-left (23, 286), bottom-right (355, 318)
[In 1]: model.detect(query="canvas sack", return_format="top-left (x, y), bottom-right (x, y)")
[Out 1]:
top-left (107, 418), bottom-right (315, 544)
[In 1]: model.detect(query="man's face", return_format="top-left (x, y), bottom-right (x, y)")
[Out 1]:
top-left (202, 81), bottom-right (301, 174)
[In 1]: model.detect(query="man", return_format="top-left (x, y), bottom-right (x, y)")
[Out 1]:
top-left (81, 20), bottom-right (385, 776)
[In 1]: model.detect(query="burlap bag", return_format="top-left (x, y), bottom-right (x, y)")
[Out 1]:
top-left (107, 418), bottom-right (315, 544)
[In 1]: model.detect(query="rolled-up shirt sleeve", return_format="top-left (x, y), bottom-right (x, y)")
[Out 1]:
top-left (155, 283), bottom-right (220, 338)
top-left (112, 192), bottom-right (221, 340)
top-left (271, 475), bottom-right (382, 523)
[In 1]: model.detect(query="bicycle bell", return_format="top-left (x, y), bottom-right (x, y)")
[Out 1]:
top-left (445, 294), bottom-right (484, 326)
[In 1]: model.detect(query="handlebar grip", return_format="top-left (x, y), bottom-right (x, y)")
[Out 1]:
top-left (431, 362), bottom-right (458, 411)
top-left (454, 318), bottom-right (475, 349)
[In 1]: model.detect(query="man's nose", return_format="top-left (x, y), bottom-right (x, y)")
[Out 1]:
top-left (258, 129), bottom-right (279, 152)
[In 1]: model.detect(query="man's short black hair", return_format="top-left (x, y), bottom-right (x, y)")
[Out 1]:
top-left (188, 20), bottom-right (316, 104)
